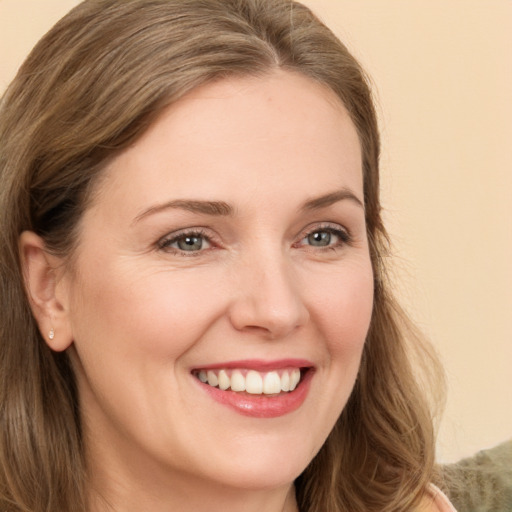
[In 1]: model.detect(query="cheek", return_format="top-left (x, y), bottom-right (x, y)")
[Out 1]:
top-left (306, 258), bottom-right (373, 410)
top-left (308, 259), bottom-right (374, 352)
top-left (297, 259), bottom-right (373, 446)
top-left (69, 263), bottom-right (226, 363)
top-left (66, 264), bottom-right (228, 442)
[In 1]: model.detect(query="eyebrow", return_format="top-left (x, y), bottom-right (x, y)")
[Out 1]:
top-left (134, 199), bottom-right (233, 223)
top-left (133, 188), bottom-right (363, 224)
top-left (301, 189), bottom-right (364, 211)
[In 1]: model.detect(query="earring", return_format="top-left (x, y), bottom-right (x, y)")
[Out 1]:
top-left (48, 328), bottom-right (55, 340)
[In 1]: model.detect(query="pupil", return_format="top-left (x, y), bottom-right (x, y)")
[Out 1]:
top-left (179, 236), bottom-right (202, 251)
top-left (309, 231), bottom-right (331, 246)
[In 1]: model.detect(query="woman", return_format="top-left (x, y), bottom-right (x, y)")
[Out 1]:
top-left (0, 1), bottom-right (455, 511)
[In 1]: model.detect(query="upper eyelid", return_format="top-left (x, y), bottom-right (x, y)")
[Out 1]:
top-left (157, 227), bottom-right (216, 247)
top-left (159, 226), bottom-right (213, 239)
top-left (297, 222), bottom-right (350, 238)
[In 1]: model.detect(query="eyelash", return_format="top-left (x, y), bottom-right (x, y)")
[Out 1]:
top-left (295, 224), bottom-right (352, 251)
top-left (157, 228), bottom-right (214, 256)
top-left (157, 224), bottom-right (352, 256)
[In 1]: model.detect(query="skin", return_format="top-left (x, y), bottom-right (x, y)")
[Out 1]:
top-left (22, 70), bottom-right (376, 512)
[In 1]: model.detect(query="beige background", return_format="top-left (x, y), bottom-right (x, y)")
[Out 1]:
top-left (1, 0), bottom-right (510, 463)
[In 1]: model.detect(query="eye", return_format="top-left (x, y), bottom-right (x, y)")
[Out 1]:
top-left (297, 225), bottom-right (351, 250)
top-left (307, 231), bottom-right (333, 247)
top-left (158, 230), bottom-right (212, 254)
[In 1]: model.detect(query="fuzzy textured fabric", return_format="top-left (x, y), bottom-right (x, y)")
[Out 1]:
top-left (441, 440), bottom-right (512, 512)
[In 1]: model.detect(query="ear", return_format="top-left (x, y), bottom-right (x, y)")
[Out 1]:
top-left (19, 231), bottom-right (74, 352)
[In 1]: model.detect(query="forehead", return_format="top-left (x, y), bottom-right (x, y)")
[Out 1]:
top-left (91, 70), bottom-right (363, 214)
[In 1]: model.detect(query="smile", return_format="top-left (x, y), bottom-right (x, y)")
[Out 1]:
top-left (194, 368), bottom-right (302, 395)
top-left (192, 361), bottom-right (314, 418)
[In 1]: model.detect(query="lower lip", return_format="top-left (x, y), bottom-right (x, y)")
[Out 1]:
top-left (196, 370), bottom-right (313, 418)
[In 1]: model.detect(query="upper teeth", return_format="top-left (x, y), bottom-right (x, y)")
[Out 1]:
top-left (197, 368), bottom-right (302, 395)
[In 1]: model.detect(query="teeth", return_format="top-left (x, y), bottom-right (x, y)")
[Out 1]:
top-left (246, 370), bottom-right (263, 394)
top-left (230, 370), bottom-right (246, 392)
top-left (196, 368), bottom-right (303, 395)
top-left (281, 371), bottom-right (290, 392)
top-left (290, 368), bottom-right (300, 391)
top-left (263, 371), bottom-right (281, 394)
top-left (218, 370), bottom-right (230, 390)
top-left (207, 370), bottom-right (218, 387)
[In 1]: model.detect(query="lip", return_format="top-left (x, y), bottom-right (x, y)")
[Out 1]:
top-left (192, 359), bottom-right (314, 418)
top-left (193, 358), bottom-right (313, 371)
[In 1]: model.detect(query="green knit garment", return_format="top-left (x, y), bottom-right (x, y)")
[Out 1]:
top-left (442, 440), bottom-right (512, 512)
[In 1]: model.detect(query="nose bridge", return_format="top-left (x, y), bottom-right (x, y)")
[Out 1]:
top-left (228, 244), bottom-right (309, 338)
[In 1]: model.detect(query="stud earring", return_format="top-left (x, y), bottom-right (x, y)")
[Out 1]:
top-left (48, 328), bottom-right (55, 340)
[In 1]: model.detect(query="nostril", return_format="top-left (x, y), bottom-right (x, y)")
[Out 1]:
top-left (228, 294), bottom-right (309, 339)
top-left (234, 322), bottom-right (302, 340)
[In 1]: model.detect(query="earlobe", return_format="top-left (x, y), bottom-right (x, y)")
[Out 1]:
top-left (19, 231), bottom-right (74, 352)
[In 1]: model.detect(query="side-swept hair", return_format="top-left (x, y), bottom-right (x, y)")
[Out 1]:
top-left (0, 1), bottom-right (444, 510)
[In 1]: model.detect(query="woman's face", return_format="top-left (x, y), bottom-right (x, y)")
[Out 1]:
top-left (58, 71), bottom-right (373, 497)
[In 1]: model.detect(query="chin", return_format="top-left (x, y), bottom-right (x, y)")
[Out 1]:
top-left (214, 460), bottom-right (306, 491)
top-left (201, 433), bottom-right (318, 491)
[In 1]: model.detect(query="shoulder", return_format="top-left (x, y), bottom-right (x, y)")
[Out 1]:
top-left (416, 485), bottom-right (458, 512)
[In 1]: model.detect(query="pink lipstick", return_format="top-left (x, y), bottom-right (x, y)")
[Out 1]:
top-left (192, 359), bottom-right (314, 418)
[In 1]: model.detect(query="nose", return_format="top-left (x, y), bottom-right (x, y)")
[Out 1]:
top-left (228, 254), bottom-right (310, 339)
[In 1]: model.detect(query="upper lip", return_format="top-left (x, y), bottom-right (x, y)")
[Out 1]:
top-left (191, 358), bottom-right (314, 372)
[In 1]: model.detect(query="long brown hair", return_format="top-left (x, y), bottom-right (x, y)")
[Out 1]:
top-left (0, 1), bottom-right (444, 510)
